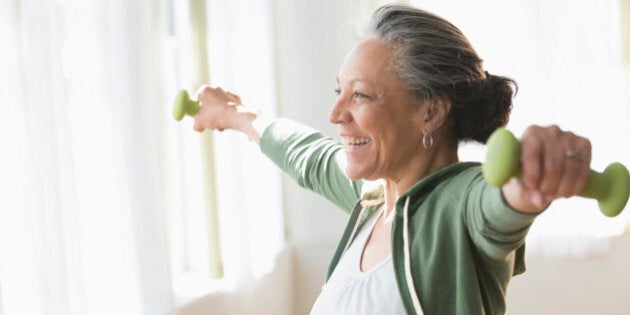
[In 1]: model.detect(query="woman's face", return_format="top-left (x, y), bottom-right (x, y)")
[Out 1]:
top-left (329, 37), bottom-right (427, 182)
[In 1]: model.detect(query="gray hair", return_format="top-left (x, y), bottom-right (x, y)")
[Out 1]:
top-left (365, 4), bottom-right (516, 143)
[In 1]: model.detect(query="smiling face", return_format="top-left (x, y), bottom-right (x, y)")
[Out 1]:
top-left (329, 37), bottom-right (430, 182)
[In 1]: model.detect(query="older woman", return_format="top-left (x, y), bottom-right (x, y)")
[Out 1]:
top-left (192, 4), bottom-right (591, 315)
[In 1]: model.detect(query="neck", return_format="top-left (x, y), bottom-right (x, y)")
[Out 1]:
top-left (382, 142), bottom-right (458, 218)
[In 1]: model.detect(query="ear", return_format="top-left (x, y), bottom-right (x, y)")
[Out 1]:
top-left (422, 98), bottom-right (452, 132)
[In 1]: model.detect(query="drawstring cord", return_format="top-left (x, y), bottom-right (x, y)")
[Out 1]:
top-left (403, 196), bottom-right (423, 314)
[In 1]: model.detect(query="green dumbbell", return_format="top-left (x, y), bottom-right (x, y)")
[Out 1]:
top-left (173, 90), bottom-right (200, 121)
top-left (482, 128), bottom-right (630, 217)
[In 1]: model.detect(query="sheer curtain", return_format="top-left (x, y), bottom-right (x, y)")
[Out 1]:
top-left (204, 0), bottom-right (285, 287)
top-left (0, 0), bottom-right (174, 314)
top-left (414, 0), bottom-right (630, 254)
top-left (160, 0), bottom-right (285, 305)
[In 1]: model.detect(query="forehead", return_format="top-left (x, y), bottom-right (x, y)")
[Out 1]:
top-left (338, 37), bottom-right (395, 84)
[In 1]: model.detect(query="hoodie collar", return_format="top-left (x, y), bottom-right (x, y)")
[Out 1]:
top-left (396, 162), bottom-right (480, 214)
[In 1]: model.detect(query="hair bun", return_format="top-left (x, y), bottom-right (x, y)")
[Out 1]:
top-left (451, 72), bottom-right (517, 144)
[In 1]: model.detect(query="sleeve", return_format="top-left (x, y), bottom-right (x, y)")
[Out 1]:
top-left (259, 118), bottom-right (363, 213)
top-left (463, 170), bottom-right (539, 274)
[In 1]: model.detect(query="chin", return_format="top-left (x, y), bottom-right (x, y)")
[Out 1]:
top-left (345, 172), bottom-right (362, 181)
top-left (344, 167), bottom-right (363, 181)
top-left (345, 166), bottom-right (377, 182)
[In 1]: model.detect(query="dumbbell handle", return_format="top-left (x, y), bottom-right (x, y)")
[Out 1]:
top-left (173, 90), bottom-right (200, 121)
top-left (482, 128), bottom-right (630, 217)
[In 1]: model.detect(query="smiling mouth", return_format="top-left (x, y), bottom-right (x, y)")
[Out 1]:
top-left (342, 136), bottom-right (371, 148)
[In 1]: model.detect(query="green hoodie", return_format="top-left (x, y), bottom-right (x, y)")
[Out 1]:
top-left (260, 118), bottom-right (539, 315)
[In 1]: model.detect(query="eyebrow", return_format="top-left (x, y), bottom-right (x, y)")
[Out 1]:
top-left (335, 76), bottom-right (372, 87)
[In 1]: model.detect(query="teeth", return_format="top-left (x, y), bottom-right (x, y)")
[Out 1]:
top-left (342, 137), bottom-right (370, 146)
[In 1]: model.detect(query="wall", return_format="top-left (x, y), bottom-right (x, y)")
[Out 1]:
top-left (272, 0), bottom-right (357, 313)
top-left (273, 0), bottom-right (353, 247)
top-left (506, 234), bottom-right (630, 314)
top-left (177, 249), bottom-right (293, 315)
top-left (623, 0), bottom-right (630, 128)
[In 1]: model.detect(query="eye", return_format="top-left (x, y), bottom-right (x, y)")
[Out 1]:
top-left (334, 88), bottom-right (341, 95)
top-left (353, 91), bottom-right (370, 99)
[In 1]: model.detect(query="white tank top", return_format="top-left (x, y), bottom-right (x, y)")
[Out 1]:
top-left (310, 207), bottom-right (407, 315)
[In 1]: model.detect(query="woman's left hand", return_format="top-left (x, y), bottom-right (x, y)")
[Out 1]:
top-left (502, 125), bottom-right (592, 213)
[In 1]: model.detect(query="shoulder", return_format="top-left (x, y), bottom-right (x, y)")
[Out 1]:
top-left (402, 162), bottom-right (483, 216)
top-left (415, 162), bottom-right (484, 197)
top-left (444, 163), bottom-right (484, 185)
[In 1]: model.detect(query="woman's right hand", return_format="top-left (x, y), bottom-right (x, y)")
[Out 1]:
top-left (193, 85), bottom-right (244, 133)
top-left (501, 125), bottom-right (592, 213)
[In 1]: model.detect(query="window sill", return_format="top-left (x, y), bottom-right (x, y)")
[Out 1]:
top-left (173, 272), bottom-right (227, 308)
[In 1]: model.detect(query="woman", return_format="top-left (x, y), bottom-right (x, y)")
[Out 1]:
top-left (192, 4), bottom-right (591, 315)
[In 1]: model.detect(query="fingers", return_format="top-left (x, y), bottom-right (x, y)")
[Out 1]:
top-left (225, 91), bottom-right (242, 104)
top-left (556, 132), bottom-right (591, 197)
top-left (192, 85), bottom-right (242, 132)
top-left (519, 125), bottom-right (591, 203)
top-left (520, 126), bottom-right (544, 191)
top-left (538, 126), bottom-right (563, 195)
top-left (195, 85), bottom-right (241, 105)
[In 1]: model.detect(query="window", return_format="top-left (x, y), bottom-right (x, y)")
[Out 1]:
top-left (164, 0), bottom-right (284, 303)
top-left (0, 0), bottom-right (174, 314)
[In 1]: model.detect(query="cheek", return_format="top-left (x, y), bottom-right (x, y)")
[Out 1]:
top-left (355, 107), bottom-right (388, 134)
top-left (374, 119), bottom-right (419, 155)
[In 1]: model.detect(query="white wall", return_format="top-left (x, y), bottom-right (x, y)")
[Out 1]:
top-left (272, 0), bottom-right (355, 253)
top-left (272, 1), bottom-right (358, 313)
top-left (506, 234), bottom-right (630, 314)
top-left (177, 249), bottom-right (293, 315)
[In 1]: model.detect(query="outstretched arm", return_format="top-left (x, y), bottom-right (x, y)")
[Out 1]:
top-left (466, 125), bottom-right (593, 264)
top-left (191, 85), bottom-right (363, 212)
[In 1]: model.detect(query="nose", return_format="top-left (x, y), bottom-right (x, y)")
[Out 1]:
top-left (328, 97), bottom-right (352, 125)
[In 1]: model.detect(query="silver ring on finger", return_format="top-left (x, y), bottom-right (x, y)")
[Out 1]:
top-left (564, 149), bottom-right (579, 159)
